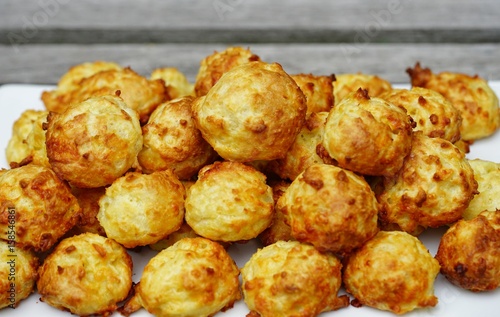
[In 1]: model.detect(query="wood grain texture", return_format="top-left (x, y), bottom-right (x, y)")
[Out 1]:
top-left (1, 0), bottom-right (499, 84)
top-left (1, 43), bottom-right (499, 84)
top-left (1, 0), bottom-right (500, 44)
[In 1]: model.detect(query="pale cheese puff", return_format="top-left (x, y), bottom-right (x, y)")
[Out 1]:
top-left (123, 237), bottom-right (241, 317)
top-left (98, 170), bottom-right (185, 248)
top-left (5, 109), bottom-right (49, 168)
top-left (463, 159), bottom-right (500, 220)
top-left (185, 161), bottom-right (274, 242)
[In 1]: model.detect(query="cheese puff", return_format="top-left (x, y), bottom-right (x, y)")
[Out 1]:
top-left (98, 170), bottom-right (185, 248)
top-left (6, 109), bottom-right (49, 168)
top-left (45, 94), bottom-right (143, 188)
top-left (138, 96), bottom-right (218, 180)
top-left (381, 87), bottom-right (462, 143)
top-left (150, 67), bottom-right (194, 99)
top-left (277, 163), bottom-right (379, 254)
top-left (0, 240), bottom-right (38, 309)
top-left (407, 62), bottom-right (500, 141)
top-left (333, 73), bottom-right (392, 105)
top-left (37, 233), bottom-right (133, 316)
top-left (322, 88), bottom-right (413, 177)
top-left (0, 164), bottom-right (80, 252)
top-left (70, 186), bottom-right (107, 236)
top-left (194, 46), bottom-right (260, 96)
top-left (241, 240), bottom-right (349, 317)
top-left (291, 73), bottom-right (334, 115)
top-left (378, 132), bottom-right (478, 233)
top-left (269, 111), bottom-right (336, 181)
top-left (436, 210), bottom-right (500, 292)
top-left (44, 67), bottom-right (168, 123)
top-left (258, 180), bottom-right (294, 246)
top-left (192, 61), bottom-right (307, 162)
top-left (344, 231), bottom-right (440, 314)
top-left (41, 61), bottom-right (123, 112)
top-left (463, 159), bottom-right (500, 220)
top-left (125, 237), bottom-right (241, 317)
top-left (185, 161), bottom-right (274, 242)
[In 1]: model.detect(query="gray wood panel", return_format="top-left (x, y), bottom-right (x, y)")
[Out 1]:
top-left (1, 43), bottom-right (499, 85)
top-left (1, 0), bottom-right (500, 44)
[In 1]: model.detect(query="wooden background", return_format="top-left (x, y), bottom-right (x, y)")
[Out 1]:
top-left (1, 0), bottom-right (500, 85)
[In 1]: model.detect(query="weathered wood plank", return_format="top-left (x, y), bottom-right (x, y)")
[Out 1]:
top-left (1, 43), bottom-right (499, 85)
top-left (1, 0), bottom-right (500, 44)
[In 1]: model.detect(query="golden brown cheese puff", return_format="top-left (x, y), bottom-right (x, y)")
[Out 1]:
top-left (378, 132), bottom-right (478, 233)
top-left (241, 240), bottom-right (349, 317)
top-left (291, 73), bottom-right (334, 115)
top-left (194, 46), bottom-right (260, 96)
top-left (344, 231), bottom-right (439, 314)
top-left (41, 61), bottom-right (123, 112)
top-left (185, 161), bottom-right (274, 242)
top-left (380, 87), bottom-right (462, 143)
top-left (0, 240), bottom-right (38, 309)
top-left (258, 180), bottom-right (294, 246)
top-left (463, 159), bottom-right (500, 220)
top-left (127, 237), bottom-right (241, 317)
top-left (407, 62), bottom-right (500, 141)
top-left (44, 67), bottom-right (168, 123)
top-left (6, 109), bottom-right (49, 168)
top-left (98, 170), bottom-right (185, 248)
top-left (45, 95), bottom-right (143, 188)
top-left (150, 67), bottom-right (194, 99)
top-left (436, 210), bottom-right (500, 292)
top-left (322, 88), bottom-right (413, 177)
top-left (70, 186), bottom-right (106, 236)
top-left (277, 163), bottom-right (379, 254)
top-left (269, 111), bottom-right (335, 181)
top-left (138, 96), bottom-right (218, 180)
top-left (0, 165), bottom-right (80, 252)
top-left (333, 73), bottom-right (392, 106)
top-left (37, 233), bottom-right (133, 316)
top-left (192, 61), bottom-right (307, 162)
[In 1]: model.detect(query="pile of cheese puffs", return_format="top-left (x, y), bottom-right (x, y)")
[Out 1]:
top-left (1, 46), bottom-right (500, 317)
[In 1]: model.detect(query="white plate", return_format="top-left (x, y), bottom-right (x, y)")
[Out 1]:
top-left (0, 83), bottom-right (499, 317)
